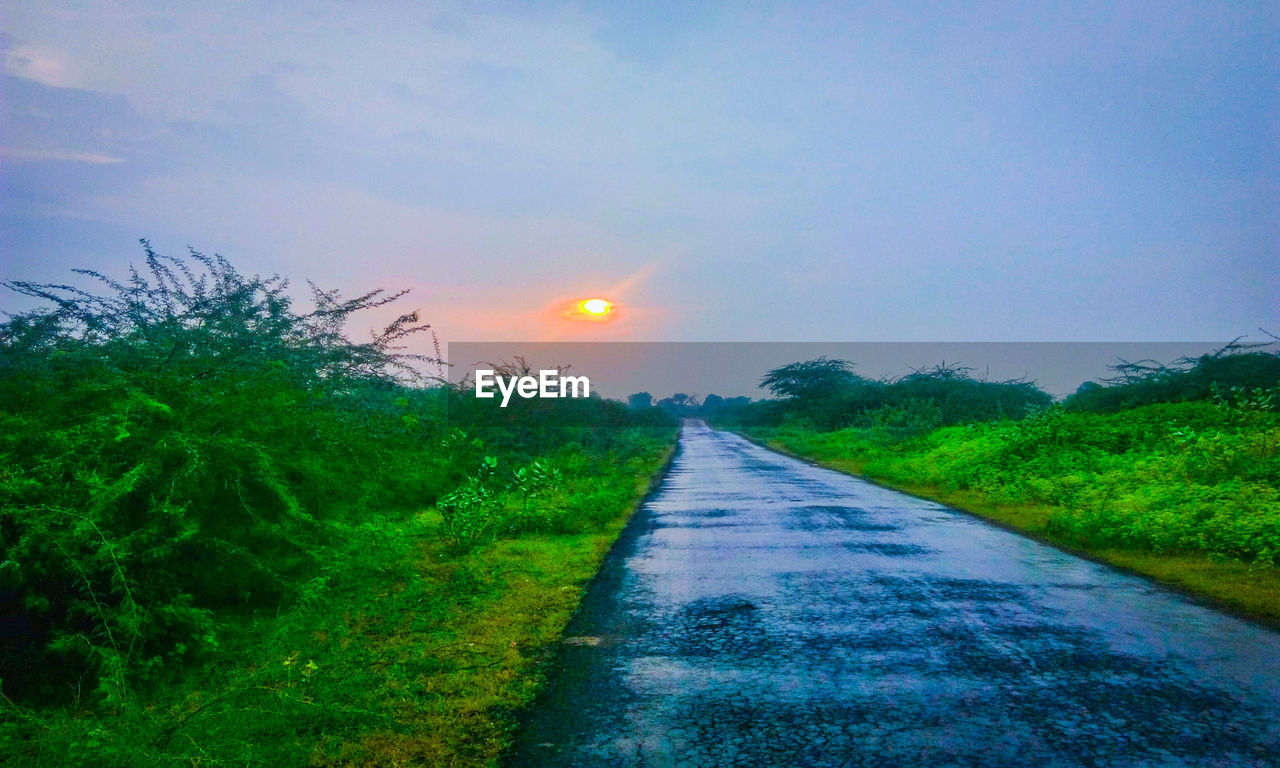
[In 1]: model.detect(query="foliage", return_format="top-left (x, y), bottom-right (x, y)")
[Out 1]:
top-left (865, 398), bottom-right (944, 437)
top-left (0, 244), bottom-right (672, 713)
top-left (757, 400), bottom-right (1280, 564)
top-left (0, 245), bottom-right (448, 706)
top-left (710, 358), bottom-right (1051, 430)
top-left (0, 245), bottom-right (677, 767)
top-left (884, 363), bottom-right (1051, 425)
top-left (1, 424), bottom-right (671, 767)
top-left (760, 357), bottom-right (860, 400)
top-left (1065, 345), bottom-right (1280, 413)
top-left (627, 391), bottom-right (654, 410)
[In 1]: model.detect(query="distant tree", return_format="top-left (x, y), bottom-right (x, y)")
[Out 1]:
top-left (760, 357), bottom-right (859, 400)
top-left (656, 393), bottom-right (700, 415)
top-left (752, 357), bottom-right (1051, 430)
top-left (627, 391), bottom-right (654, 409)
top-left (686, 394), bottom-right (764, 427)
top-left (889, 362), bottom-right (1050, 423)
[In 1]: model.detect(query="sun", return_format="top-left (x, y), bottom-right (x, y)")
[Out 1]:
top-left (555, 296), bottom-right (617, 323)
top-left (581, 298), bottom-right (611, 315)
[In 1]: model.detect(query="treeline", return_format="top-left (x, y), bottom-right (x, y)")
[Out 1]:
top-left (0, 246), bottom-right (673, 710)
top-left (632, 357), bottom-right (1052, 432)
top-left (1066, 345), bottom-right (1280, 413)
top-left (636, 344), bottom-right (1280, 434)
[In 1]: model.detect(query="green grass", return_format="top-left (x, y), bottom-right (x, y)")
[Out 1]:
top-left (1, 436), bottom-right (675, 768)
top-left (743, 401), bottom-right (1280, 627)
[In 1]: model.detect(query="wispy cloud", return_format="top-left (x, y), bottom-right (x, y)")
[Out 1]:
top-left (2, 44), bottom-right (74, 88)
top-left (1, 147), bottom-right (124, 164)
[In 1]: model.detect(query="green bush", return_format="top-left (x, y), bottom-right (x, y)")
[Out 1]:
top-left (757, 400), bottom-right (1280, 564)
top-left (1065, 348), bottom-right (1280, 412)
top-left (0, 246), bottom-right (449, 703)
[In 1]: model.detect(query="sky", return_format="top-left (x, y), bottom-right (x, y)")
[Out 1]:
top-left (2, 0), bottom-right (1277, 350)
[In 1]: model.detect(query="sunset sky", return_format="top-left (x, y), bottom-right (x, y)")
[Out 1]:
top-left (2, 1), bottom-right (1276, 347)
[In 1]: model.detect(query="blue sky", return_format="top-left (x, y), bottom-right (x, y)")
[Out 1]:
top-left (2, 1), bottom-right (1276, 345)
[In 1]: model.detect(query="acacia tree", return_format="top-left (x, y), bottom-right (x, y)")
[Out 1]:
top-left (757, 358), bottom-right (871, 429)
top-left (759, 357), bottom-right (859, 400)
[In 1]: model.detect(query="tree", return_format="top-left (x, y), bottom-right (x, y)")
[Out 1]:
top-left (655, 393), bottom-right (700, 416)
top-left (627, 392), bottom-right (654, 409)
top-left (759, 357), bottom-right (859, 400)
top-left (1064, 345), bottom-right (1280, 413)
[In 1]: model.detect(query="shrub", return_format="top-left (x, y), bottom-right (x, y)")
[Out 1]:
top-left (757, 400), bottom-right (1280, 563)
top-left (1065, 346), bottom-right (1280, 413)
top-left (0, 244), bottom-right (440, 703)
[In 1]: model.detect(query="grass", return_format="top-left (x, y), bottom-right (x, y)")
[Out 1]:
top-left (325, 509), bottom-right (658, 767)
top-left (1, 438), bottom-right (675, 768)
top-left (743, 409), bottom-right (1280, 629)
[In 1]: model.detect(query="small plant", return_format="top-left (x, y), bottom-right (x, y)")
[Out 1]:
top-left (437, 456), bottom-right (571, 545)
top-left (437, 457), bottom-right (502, 547)
top-left (512, 460), bottom-right (562, 513)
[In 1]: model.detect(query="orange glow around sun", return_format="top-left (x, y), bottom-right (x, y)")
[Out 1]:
top-left (542, 262), bottom-right (661, 334)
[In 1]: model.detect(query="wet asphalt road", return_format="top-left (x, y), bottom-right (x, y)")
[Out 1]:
top-left (507, 420), bottom-right (1280, 767)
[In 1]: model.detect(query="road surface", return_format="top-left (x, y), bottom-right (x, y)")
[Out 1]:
top-left (507, 420), bottom-right (1280, 767)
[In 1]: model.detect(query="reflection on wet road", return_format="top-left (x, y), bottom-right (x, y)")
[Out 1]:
top-left (508, 420), bottom-right (1280, 767)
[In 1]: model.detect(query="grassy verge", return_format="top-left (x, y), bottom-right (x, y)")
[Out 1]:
top-left (740, 405), bottom-right (1280, 628)
top-left (1, 435), bottom-right (675, 768)
top-left (322, 440), bottom-right (675, 768)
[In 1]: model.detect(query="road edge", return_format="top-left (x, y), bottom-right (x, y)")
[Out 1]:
top-left (500, 429), bottom-right (684, 766)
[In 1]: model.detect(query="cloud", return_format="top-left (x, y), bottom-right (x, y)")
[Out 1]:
top-left (1, 147), bottom-right (124, 164)
top-left (2, 44), bottom-right (73, 88)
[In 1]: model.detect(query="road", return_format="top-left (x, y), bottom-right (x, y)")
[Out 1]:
top-left (507, 420), bottom-right (1280, 767)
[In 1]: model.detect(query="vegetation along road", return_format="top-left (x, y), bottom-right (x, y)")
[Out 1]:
top-left (509, 420), bottom-right (1280, 767)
